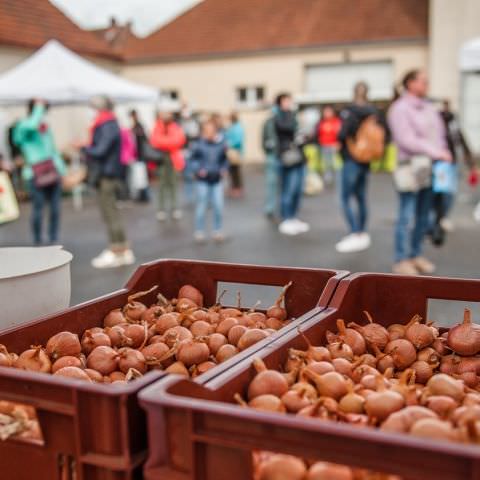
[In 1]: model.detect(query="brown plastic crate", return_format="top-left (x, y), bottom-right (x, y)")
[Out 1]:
top-left (0, 259), bottom-right (345, 480)
top-left (139, 273), bottom-right (480, 480)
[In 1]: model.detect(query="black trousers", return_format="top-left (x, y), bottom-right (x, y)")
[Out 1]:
top-left (229, 164), bottom-right (243, 189)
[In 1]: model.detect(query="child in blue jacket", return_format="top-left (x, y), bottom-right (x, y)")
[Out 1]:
top-left (190, 119), bottom-right (228, 242)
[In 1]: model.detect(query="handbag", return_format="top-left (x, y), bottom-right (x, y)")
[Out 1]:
top-left (31, 159), bottom-right (60, 188)
top-left (433, 161), bottom-right (458, 194)
top-left (280, 145), bottom-right (304, 167)
top-left (226, 148), bottom-right (241, 166)
top-left (142, 140), bottom-right (166, 165)
top-left (393, 155), bottom-right (432, 192)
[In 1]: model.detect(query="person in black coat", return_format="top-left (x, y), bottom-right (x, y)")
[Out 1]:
top-left (274, 93), bottom-right (310, 236)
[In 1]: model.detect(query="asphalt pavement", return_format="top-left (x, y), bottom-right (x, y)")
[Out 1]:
top-left (1, 168), bottom-right (479, 324)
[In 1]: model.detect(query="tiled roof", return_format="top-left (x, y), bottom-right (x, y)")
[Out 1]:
top-left (125, 0), bottom-right (429, 62)
top-left (0, 0), bottom-right (118, 59)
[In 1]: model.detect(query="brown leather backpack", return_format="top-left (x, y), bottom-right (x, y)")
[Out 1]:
top-left (346, 115), bottom-right (385, 163)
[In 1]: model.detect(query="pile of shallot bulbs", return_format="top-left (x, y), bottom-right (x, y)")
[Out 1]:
top-left (238, 309), bottom-right (480, 480)
top-left (0, 283), bottom-right (293, 385)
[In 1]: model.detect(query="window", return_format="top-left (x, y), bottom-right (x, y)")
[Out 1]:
top-left (160, 89), bottom-right (179, 101)
top-left (236, 86), bottom-right (265, 108)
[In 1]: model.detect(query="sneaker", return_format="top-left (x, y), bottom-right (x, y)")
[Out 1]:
top-left (156, 211), bottom-right (167, 222)
top-left (91, 249), bottom-right (130, 269)
top-left (278, 219), bottom-right (301, 236)
top-left (119, 249), bottom-right (136, 266)
top-left (172, 209), bottom-right (183, 220)
top-left (358, 232), bottom-right (371, 249)
top-left (393, 260), bottom-right (419, 276)
top-left (335, 233), bottom-right (370, 253)
top-left (291, 218), bottom-right (311, 233)
top-left (212, 231), bottom-right (226, 243)
top-left (412, 256), bottom-right (436, 274)
top-left (194, 231), bottom-right (207, 243)
top-left (439, 217), bottom-right (454, 232)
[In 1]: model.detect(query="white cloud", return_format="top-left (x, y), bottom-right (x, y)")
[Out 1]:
top-left (50, 0), bottom-right (201, 37)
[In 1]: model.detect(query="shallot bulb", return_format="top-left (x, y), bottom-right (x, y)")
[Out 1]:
top-left (165, 361), bottom-right (190, 376)
top-left (348, 312), bottom-right (390, 350)
top-left (265, 281), bottom-right (292, 321)
top-left (381, 406), bottom-right (438, 433)
top-left (334, 319), bottom-right (366, 356)
top-left (123, 286), bottom-right (158, 322)
top-left (0, 345), bottom-right (12, 367)
top-left (176, 339), bottom-right (210, 367)
top-left (178, 285), bottom-right (204, 307)
top-left (447, 309), bottom-right (480, 356)
top-left (103, 308), bottom-right (125, 327)
top-left (426, 374), bottom-right (465, 402)
top-left (15, 346), bottom-right (51, 373)
top-left (81, 330), bottom-right (111, 355)
top-left (86, 346), bottom-right (118, 375)
top-left (404, 315), bottom-right (435, 349)
top-left (54, 366), bottom-right (91, 382)
top-left (216, 344), bottom-right (238, 363)
top-left (327, 341), bottom-right (354, 361)
top-left (303, 370), bottom-right (349, 400)
top-left (52, 355), bottom-right (83, 373)
top-left (118, 348), bottom-right (147, 374)
top-left (46, 332), bottom-right (81, 360)
top-left (237, 329), bottom-right (269, 351)
top-left (364, 378), bottom-right (405, 422)
top-left (208, 333), bottom-right (228, 355)
top-left (384, 339), bottom-right (416, 370)
top-left (248, 358), bottom-right (289, 400)
top-left (307, 462), bottom-right (353, 480)
top-left (257, 454), bottom-right (306, 480)
top-left (410, 417), bottom-right (457, 441)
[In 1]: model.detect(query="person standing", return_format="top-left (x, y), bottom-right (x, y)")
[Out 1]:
top-left (129, 109), bottom-right (150, 202)
top-left (191, 119), bottom-right (228, 243)
top-left (336, 82), bottom-right (385, 253)
top-left (262, 106), bottom-right (279, 219)
top-left (317, 105), bottom-right (341, 186)
top-left (178, 103), bottom-right (200, 206)
top-left (14, 99), bottom-right (66, 245)
top-left (435, 100), bottom-right (475, 231)
top-left (274, 93), bottom-right (309, 236)
top-left (225, 112), bottom-right (245, 198)
top-left (150, 111), bottom-right (186, 221)
top-left (81, 96), bottom-right (135, 268)
top-left (388, 70), bottom-right (451, 275)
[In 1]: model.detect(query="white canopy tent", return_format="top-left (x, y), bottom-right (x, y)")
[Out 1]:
top-left (0, 40), bottom-right (159, 105)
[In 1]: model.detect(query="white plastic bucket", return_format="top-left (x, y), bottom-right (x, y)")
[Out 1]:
top-left (0, 246), bottom-right (73, 331)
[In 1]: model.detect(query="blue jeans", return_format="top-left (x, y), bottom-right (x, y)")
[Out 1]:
top-left (280, 164), bottom-right (305, 220)
top-left (321, 145), bottom-right (336, 184)
top-left (395, 187), bottom-right (433, 262)
top-left (264, 153), bottom-right (279, 215)
top-left (195, 181), bottom-right (224, 232)
top-left (340, 158), bottom-right (369, 233)
top-left (29, 180), bottom-right (62, 245)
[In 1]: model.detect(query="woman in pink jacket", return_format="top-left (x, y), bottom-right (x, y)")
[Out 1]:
top-left (388, 70), bottom-right (452, 275)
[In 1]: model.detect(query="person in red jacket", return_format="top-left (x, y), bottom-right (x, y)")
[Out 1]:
top-left (317, 105), bottom-right (341, 186)
top-left (150, 111), bottom-right (186, 221)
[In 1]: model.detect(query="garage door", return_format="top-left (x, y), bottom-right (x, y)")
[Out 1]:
top-left (462, 73), bottom-right (480, 153)
top-left (303, 61), bottom-right (393, 103)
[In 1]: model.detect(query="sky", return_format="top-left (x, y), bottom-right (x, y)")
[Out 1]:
top-left (50, 0), bottom-right (201, 37)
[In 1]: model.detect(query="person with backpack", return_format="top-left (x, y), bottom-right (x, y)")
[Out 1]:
top-left (190, 119), bottom-right (228, 243)
top-left (275, 93), bottom-right (310, 236)
top-left (388, 70), bottom-right (451, 275)
top-left (336, 81), bottom-right (386, 253)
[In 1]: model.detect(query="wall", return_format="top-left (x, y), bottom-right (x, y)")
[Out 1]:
top-left (123, 42), bottom-right (427, 161)
top-left (429, 0), bottom-right (480, 106)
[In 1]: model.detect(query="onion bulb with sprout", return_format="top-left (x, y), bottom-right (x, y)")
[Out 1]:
top-left (348, 312), bottom-right (390, 350)
top-left (447, 309), bottom-right (480, 356)
top-left (266, 281), bottom-right (293, 321)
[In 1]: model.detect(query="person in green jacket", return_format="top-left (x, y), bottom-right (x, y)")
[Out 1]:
top-left (14, 99), bottom-right (66, 245)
